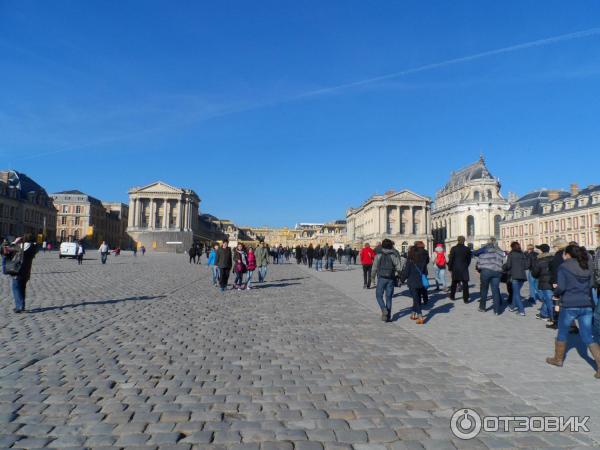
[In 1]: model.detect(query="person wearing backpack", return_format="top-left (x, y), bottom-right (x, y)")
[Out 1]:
top-left (400, 245), bottom-right (429, 324)
top-left (370, 239), bottom-right (403, 322)
top-left (433, 244), bottom-right (447, 291)
top-left (5, 234), bottom-right (37, 313)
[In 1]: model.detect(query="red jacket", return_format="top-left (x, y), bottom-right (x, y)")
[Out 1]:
top-left (360, 247), bottom-right (376, 265)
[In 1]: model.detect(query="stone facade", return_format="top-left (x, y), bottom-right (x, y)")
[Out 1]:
top-left (0, 170), bottom-right (56, 242)
top-left (346, 190), bottom-right (432, 253)
top-left (52, 190), bottom-right (130, 248)
top-left (126, 181), bottom-right (200, 252)
top-left (432, 157), bottom-right (509, 249)
top-left (500, 184), bottom-right (600, 250)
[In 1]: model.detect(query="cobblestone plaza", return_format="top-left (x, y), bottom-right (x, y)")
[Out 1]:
top-left (2, 253), bottom-right (600, 449)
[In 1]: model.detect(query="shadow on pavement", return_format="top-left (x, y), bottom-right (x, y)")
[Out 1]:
top-left (28, 295), bottom-right (165, 313)
top-left (253, 282), bottom-right (302, 289)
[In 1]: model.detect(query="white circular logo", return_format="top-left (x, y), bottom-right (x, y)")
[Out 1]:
top-left (450, 408), bottom-right (482, 440)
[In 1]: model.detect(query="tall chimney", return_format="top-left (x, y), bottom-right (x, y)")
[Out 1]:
top-left (548, 190), bottom-right (560, 201)
top-left (570, 183), bottom-right (579, 196)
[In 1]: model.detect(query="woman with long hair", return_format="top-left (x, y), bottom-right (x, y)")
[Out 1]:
top-left (233, 243), bottom-right (248, 290)
top-left (400, 245), bottom-right (427, 325)
top-left (546, 245), bottom-right (600, 378)
top-left (245, 246), bottom-right (257, 290)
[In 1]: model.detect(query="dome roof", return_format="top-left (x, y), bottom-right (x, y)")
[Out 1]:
top-left (509, 189), bottom-right (569, 213)
top-left (442, 156), bottom-right (495, 192)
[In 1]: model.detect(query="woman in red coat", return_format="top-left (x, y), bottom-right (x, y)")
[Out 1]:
top-left (360, 243), bottom-right (376, 289)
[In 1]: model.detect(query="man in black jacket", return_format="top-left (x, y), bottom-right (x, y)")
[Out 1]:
top-left (448, 236), bottom-right (472, 303)
top-left (547, 238), bottom-right (568, 328)
top-left (216, 240), bottom-right (233, 292)
top-left (7, 234), bottom-right (37, 313)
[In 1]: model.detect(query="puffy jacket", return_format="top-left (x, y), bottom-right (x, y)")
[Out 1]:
top-left (360, 247), bottom-right (376, 265)
top-left (474, 244), bottom-right (505, 273)
top-left (207, 249), bottom-right (217, 266)
top-left (531, 252), bottom-right (553, 290)
top-left (554, 258), bottom-right (593, 308)
top-left (504, 250), bottom-right (529, 281)
top-left (246, 251), bottom-right (257, 271)
top-left (326, 247), bottom-right (336, 258)
top-left (216, 247), bottom-right (232, 269)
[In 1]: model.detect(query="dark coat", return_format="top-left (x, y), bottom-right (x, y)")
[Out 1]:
top-left (307, 246), bottom-right (314, 258)
top-left (448, 243), bottom-right (471, 281)
top-left (400, 259), bottom-right (426, 290)
top-left (549, 250), bottom-right (564, 286)
top-left (531, 253), bottom-right (553, 290)
top-left (216, 247), bottom-right (232, 269)
top-left (413, 247), bottom-right (430, 276)
top-left (554, 258), bottom-right (593, 308)
top-left (504, 250), bottom-right (529, 281)
top-left (16, 243), bottom-right (37, 282)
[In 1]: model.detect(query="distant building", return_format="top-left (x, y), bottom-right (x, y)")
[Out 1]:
top-left (126, 181), bottom-right (200, 252)
top-left (52, 190), bottom-right (130, 248)
top-left (0, 170), bottom-right (56, 241)
top-left (346, 190), bottom-right (432, 253)
top-left (500, 184), bottom-right (600, 250)
top-left (432, 157), bottom-right (509, 249)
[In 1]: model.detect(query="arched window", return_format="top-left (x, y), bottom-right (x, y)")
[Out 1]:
top-left (467, 215), bottom-right (475, 237)
top-left (487, 189), bottom-right (493, 200)
top-left (494, 215), bottom-right (502, 237)
top-left (473, 191), bottom-right (480, 201)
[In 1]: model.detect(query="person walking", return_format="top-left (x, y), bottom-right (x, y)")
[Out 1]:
top-left (99, 241), bottom-right (109, 264)
top-left (141, 245), bottom-right (146, 256)
top-left (525, 244), bottom-right (539, 305)
top-left (326, 245), bottom-right (336, 271)
top-left (448, 236), bottom-right (472, 303)
top-left (371, 239), bottom-right (403, 322)
top-left (504, 241), bottom-right (530, 316)
top-left (344, 245), bottom-right (353, 270)
top-left (207, 244), bottom-right (219, 286)
top-left (546, 238), bottom-right (568, 329)
top-left (360, 243), bottom-right (376, 289)
top-left (314, 245), bottom-right (323, 271)
top-left (400, 245), bottom-right (428, 324)
top-left (188, 245), bottom-right (197, 264)
top-left (352, 248), bottom-right (358, 265)
top-left (307, 244), bottom-right (315, 269)
top-left (546, 245), bottom-right (600, 378)
top-left (132, 243), bottom-right (137, 257)
top-left (337, 247), bottom-right (343, 264)
top-left (432, 244), bottom-right (447, 291)
top-left (255, 241), bottom-right (269, 283)
top-left (76, 241), bottom-right (85, 265)
top-left (245, 247), bottom-right (257, 290)
top-left (531, 244), bottom-right (554, 321)
top-left (295, 245), bottom-right (302, 264)
top-left (473, 237), bottom-right (505, 314)
top-left (233, 244), bottom-right (248, 290)
top-left (216, 240), bottom-right (233, 292)
top-left (5, 234), bottom-right (37, 313)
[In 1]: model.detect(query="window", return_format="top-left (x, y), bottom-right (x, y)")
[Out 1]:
top-left (466, 216), bottom-right (475, 237)
top-left (75, 217), bottom-right (80, 225)
top-left (494, 215), bottom-right (502, 237)
top-left (61, 216), bottom-right (67, 225)
top-left (76, 205), bottom-right (81, 214)
top-left (62, 205), bottom-right (68, 213)
top-left (473, 191), bottom-right (480, 202)
top-left (60, 230), bottom-right (66, 241)
top-left (487, 190), bottom-right (493, 200)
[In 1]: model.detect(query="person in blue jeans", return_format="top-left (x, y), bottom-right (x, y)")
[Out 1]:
top-left (504, 242), bottom-right (529, 316)
top-left (474, 237), bottom-right (505, 314)
top-left (525, 244), bottom-right (539, 305)
top-left (207, 244), bottom-right (219, 286)
top-left (399, 245), bottom-right (427, 324)
top-left (546, 245), bottom-right (600, 378)
top-left (371, 239), bottom-right (403, 322)
top-left (530, 244), bottom-right (555, 320)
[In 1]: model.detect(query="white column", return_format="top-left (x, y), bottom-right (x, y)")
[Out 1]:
top-left (177, 199), bottom-right (183, 229)
top-left (128, 197), bottom-right (135, 228)
top-left (162, 199), bottom-right (168, 229)
top-left (411, 206), bottom-right (415, 234)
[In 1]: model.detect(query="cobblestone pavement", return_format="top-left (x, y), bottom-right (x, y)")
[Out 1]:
top-left (0, 252), bottom-right (598, 449)
top-left (299, 260), bottom-right (600, 446)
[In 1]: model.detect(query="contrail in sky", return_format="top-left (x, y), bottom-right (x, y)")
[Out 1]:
top-left (12, 26), bottom-right (600, 159)
top-left (296, 27), bottom-right (600, 98)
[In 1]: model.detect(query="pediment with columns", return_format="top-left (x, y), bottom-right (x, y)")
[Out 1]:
top-left (131, 181), bottom-right (184, 195)
top-left (384, 190), bottom-right (430, 202)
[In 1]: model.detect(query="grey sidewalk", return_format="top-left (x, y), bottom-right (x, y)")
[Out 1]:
top-left (298, 260), bottom-right (600, 444)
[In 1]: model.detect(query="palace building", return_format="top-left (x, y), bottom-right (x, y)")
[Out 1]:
top-left (126, 181), bottom-right (201, 252)
top-left (346, 190), bottom-right (432, 253)
top-left (432, 157), bottom-right (509, 249)
top-left (500, 184), bottom-right (600, 250)
top-left (0, 170), bottom-right (56, 241)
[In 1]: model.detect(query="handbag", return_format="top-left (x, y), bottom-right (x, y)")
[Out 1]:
top-left (415, 263), bottom-right (430, 289)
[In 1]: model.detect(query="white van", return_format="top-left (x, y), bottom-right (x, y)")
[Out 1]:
top-left (59, 242), bottom-right (78, 258)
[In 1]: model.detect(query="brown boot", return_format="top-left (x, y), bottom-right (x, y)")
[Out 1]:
top-left (546, 340), bottom-right (567, 367)
top-left (588, 343), bottom-right (600, 378)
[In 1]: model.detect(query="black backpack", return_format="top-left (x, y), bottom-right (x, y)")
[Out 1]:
top-left (5, 245), bottom-right (24, 276)
top-left (377, 253), bottom-right (395, 279)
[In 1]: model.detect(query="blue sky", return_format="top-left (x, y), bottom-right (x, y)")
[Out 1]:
top-left (2, 1), bottom-right (600, 227)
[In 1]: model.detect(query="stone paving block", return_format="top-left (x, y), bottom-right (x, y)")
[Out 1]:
top-left (179, 431), bottom-right (213, 444)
